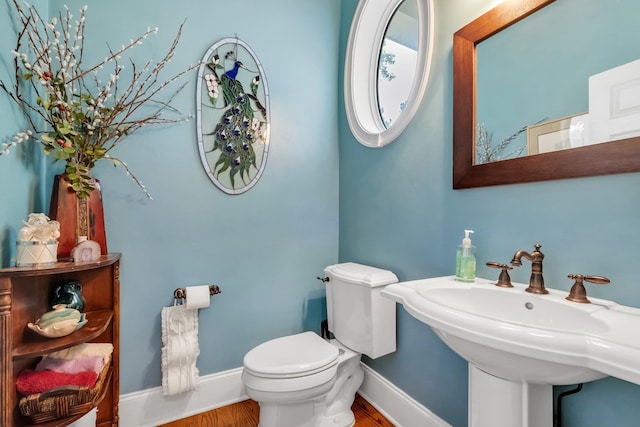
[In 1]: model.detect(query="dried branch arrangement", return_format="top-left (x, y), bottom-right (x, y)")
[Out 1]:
top-left (0, 0), bottom-right (197, 198)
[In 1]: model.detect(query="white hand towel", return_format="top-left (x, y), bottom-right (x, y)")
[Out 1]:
top-left (43, 343), bottom-right (113, 363)
top-left (161, 305), bottom-right (200, 396)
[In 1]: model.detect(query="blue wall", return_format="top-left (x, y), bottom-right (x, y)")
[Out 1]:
top-left (0, 0), bottom-right (49, 267)
top-left (3, 0), bottom-right (640, 426)
top-left (1, 0), bottom-right (340, 395)
top-left (338, 0), bottom-right (640, 426)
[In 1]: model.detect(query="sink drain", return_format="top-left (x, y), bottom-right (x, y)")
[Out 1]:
top-left (525, 302), bottom-right (534, 310)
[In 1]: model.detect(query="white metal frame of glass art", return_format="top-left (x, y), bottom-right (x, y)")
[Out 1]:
top-left (197, 37), bottom-right (270, 194)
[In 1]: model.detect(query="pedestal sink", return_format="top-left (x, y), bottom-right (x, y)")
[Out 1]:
top-left (381, 276), bottom-right (640, 427)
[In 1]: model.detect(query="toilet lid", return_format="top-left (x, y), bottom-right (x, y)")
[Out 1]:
top-left (243, 332), bottom-right (339, 378)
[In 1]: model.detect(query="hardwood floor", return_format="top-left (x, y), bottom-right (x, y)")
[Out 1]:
top-left (158, 394), bottom-right (395, 427)
top-left (351, 394), bottom-right (396, 427)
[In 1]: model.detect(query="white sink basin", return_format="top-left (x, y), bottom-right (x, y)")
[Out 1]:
top-left (382, 276), bottom-right (640, 386)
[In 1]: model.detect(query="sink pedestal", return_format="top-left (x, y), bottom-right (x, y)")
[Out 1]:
top-left (469, 365), bottom-right (552, 427)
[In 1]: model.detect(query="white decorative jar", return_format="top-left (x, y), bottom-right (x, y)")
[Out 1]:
top-left (16, 240), bottom-right (58, 267)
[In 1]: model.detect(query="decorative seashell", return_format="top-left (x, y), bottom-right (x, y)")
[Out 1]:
top-left (32, 226), bottom-right (53, 241)
top-left (17, 228), bottom-right (33, 241)
top-left (26, 213), bottom-right (51, 225)
top-left (27, 305), bottom-right (87, 338)
top-left (48, 221), bottom-right (61, 239)
top-left (18, 213), bottom-right (60, 242)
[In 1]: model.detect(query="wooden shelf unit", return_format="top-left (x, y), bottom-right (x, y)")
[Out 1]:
top-left (0, 254), bottom-right (120, 427)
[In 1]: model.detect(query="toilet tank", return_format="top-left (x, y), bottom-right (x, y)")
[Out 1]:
top-left (324, 262), bottom-right (398, 359)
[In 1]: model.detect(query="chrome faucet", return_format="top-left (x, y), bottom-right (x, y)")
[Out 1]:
top-left (511, 243), bottom-right (548, 294)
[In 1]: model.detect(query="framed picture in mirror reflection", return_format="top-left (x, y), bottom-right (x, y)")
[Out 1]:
top-left (527, 113), bottom-right (588, 155)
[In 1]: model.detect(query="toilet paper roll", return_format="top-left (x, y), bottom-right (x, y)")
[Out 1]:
top-left (185, 285), bottom-right (210, 310)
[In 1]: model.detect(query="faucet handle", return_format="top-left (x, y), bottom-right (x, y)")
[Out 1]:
top-left (486, 262), bottom-right (514, 288)
top-left (565, 274), bottom-right (611, 303)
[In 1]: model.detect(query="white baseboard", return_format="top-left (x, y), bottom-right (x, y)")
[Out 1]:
top-left (119, 364), bottom-right (450, 427)
top-left (119, 368), bottom-right (247, 427)
top-left (359, 363), bottom-right (451, 427)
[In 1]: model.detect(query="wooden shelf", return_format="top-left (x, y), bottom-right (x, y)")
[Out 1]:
top-left (0, 254), bottom-right (120, 278)
top-left (1, 253), bottom-right (121, 426)
top-left (13, 310), bottom-right (113, 360)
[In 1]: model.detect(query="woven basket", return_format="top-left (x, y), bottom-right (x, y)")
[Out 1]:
top-left (19, 357), bottom-right (111, 424)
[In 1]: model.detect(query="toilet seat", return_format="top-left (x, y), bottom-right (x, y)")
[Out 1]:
top-left (242, 332), bottom-right (340, 396)
top-left (243, 331), bottom-right (339, 378)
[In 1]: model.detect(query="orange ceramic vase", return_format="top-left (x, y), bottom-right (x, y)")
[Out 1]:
top-left (48, 174), bottom-right (108, 258)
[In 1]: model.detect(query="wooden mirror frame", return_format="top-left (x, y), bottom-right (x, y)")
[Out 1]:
top-left (452, 0), bottom-right (640, 189)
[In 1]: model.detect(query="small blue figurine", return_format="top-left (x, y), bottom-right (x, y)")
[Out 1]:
top-left (50, 280), bottom-right (86, 312)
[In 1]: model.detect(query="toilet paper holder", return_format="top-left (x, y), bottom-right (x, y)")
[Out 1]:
top-left (173, 284), bottom-right (221, 301)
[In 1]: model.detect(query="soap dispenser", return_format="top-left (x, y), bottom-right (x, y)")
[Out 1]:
top-left (455, 230), bottom-right (476, 282)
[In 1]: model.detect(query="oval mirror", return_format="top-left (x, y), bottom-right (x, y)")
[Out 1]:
top-left (344, 0), bottom-right (434, 148)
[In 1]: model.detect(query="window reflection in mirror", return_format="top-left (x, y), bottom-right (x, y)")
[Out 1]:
top-left (475, 0), bottom-right (640, 165)
top-left (377, 0), bottom-right (418, 129)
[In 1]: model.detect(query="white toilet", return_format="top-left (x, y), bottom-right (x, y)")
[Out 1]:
top-left (242, 262), bottom-right (398, 427)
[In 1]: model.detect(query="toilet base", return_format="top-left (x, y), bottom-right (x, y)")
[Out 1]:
top-left (257, 401), bottom-right (355, 427)
top-left (313, 353), bottom-right (362, 427)
top-left (313, 408), bottom-right (356, 427)
top-left (251, 341), bottom-right (363, 427)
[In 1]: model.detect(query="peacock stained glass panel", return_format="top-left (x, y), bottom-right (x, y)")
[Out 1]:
top-left (196, 38), bottom-right (270, 194)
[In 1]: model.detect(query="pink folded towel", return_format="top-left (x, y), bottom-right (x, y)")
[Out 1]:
top-left (16, 369), bottom-right (98, 396)
top-left (35, 356), bottom-right (104, 374)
